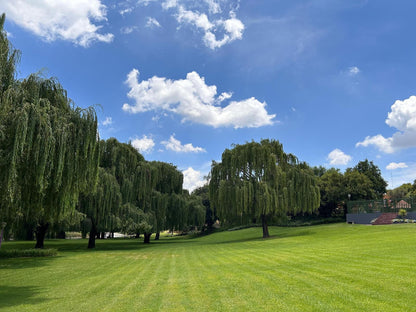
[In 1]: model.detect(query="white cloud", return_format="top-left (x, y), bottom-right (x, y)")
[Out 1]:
top-left (121, 26), bottom-right (138, 34)
top-left (204, 0), bottom-right (221, 14)
top-left (146, 17), bottom-right (162, 28)
top-left (122, 69), bottom-right (275, 128)
top-left (356, 135), bottom-right (394, 153)
top-left (159, 1), bottom-right (244, 49)
top-left (130, 135), bottom-right (155, 153)
top-left (356, 96), bottom-right (416, 153)
top-left (182, 167), bottom-right (206, 192)
top-left (161, 135), bottom-right (206, 153)
top-left (102, 117), bottom-right (113, 126)
top-left (327, 149), bottom-right (352, 166)
top-left (218, 92), bottom-right (232, 102)
top-left (386, 162), bottom-right (408, 170)
top-left (348, 66), bottom-right (360, 76)
top-left (0, 0), bottom-right (114, 47)
top-left (119, 8), bottom-right (133, 16)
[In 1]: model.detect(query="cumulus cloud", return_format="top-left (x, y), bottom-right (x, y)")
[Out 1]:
top-left (146, 17), bottom-right (162, 28)
top-left (130, 135), bottom-right (155, 153)
top-left (122, 69), bottom-right (275, 128)
top-left (182, 167), bottom-right (206, 192)
top-left (0, 0), bottom-right (114, 47)
top-left (102, 117), bottom-right (113, 126)
top-left (175, 6), bottom-right (244, 49)
top-left (327, 149), bottom-right (352, 166)
top-left (356, 96), bottom-right (416, 153)
top-left (162, 135), bottom-right (206, 153)
top-left (146, 0), bottom-right (245, 49)
top-left (386, 162), bottom-right (408, 170)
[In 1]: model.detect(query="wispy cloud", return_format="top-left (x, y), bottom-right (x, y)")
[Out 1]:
top-left (146, 17), bottom-right (162, 28)
top-left (102, 117), bottom-right (113, 126)
top-left (386, 162), bottom-right (408, 170)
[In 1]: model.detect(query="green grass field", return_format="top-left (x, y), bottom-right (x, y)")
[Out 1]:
top-left (1, 223), bottom-right (416, 311)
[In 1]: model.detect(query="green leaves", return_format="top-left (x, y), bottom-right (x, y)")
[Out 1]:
top-left (210, 139), bottom-right (320, 227)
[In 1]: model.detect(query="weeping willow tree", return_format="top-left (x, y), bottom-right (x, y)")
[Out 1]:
top-left (78, 167), bottom-right (121, 248)
top-left (210, 139), bottom-right (320, 238)
top-left (0, 13), bottom-right (20, 245)
top-left (0, 15), bottom-right (100, 248)
top-left (137, 161), bottom-right (184, 242)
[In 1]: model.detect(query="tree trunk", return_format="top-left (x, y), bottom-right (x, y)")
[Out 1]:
top-left (35, 222), bottom-right (49, 249)
top-left (143, 233), bottom-right (151, 244)
top-left (56, 230), bottom-right (66, 239)
top-left (88, 220), bottom-right (97, 249)
top-left (155, 232), bottom-right (160, 240)
top-left (111, 232), bottom-right (114, 239)
top-left (261, 214), bottom-right (270, 238)
top-left (0, 223), bottom-right (5, 249)
top-left (100, 232), bottom-right (105, 239)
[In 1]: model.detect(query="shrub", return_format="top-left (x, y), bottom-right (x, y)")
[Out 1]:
top-left (0, 248), bottom-right (58, 258)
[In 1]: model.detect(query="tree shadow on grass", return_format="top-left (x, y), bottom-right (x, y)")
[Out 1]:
top-left (0, 257), bottom-right (55, 270)
top-left (204, 229), bottom-right (315, 245)
top-left (0, 286), bottom-right (48, 309)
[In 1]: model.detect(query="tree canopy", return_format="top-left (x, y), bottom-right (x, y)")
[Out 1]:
top-left (210, 139), bottom-right (320, 238)
top-left (0, 15), bottom-right (100, 248)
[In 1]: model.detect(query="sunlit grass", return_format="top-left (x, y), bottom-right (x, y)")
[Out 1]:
top-left (1, 223), bottom-right (416, 311)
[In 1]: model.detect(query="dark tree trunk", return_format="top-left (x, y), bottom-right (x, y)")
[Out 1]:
top-left (100, 232), bottom-right (105, 239)
top-left (155, 232), bottom-right (160, 240)
top-left (56, 230), bottom-right (66, 239)
top-left (35, 222), bottom-right (49, 249)
top-left (111, 232), bottom-right (114, 239)
top-left (96, 232), bottom-right (100, 239)
top-left (88, 220), bottom-right (97, 249)
top-left (261, 214), bottom-right (270, 238)
top-left (143, 233), bottom-right (151, 244)
top-left (0, 223), bottom-right (5, 249)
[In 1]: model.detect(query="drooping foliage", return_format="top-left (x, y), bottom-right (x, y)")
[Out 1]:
top-left (139, 161), bottom-right (184, 241)
top-left (78, 167), bottom-right (121, 248)
top-left (0, 15), bottom-right (100, 248)
top-left (210, 139), bottom-right (320, 237)
top-left (94, 139), bottom-right (186, 244)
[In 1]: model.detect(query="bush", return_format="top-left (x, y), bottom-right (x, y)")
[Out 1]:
top-left (0, 248), bottom-right (58, 258)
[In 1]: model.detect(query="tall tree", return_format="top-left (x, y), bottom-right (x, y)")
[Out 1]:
top-left (351, 159), bottom-right (387, 198)
top-left (78, 167), bottom-right (121, 248)
top-left (318, 168), bottom-right (346, 217)
top-left (0, 13), bottom-right (20, 242)
top-left (193, 184), bottom-right (214, 230)
top-left (0, 15), bottom-right (100, 248)
top-left (210, 139), bottom-right (320, 238)
top-left (344, 170), bottom-right (375, 201)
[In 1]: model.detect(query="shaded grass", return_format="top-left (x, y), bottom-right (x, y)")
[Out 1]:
top-left (0, 248), bottom-right (57, 258)
top-left (1, 223), bottom-right (416, 311)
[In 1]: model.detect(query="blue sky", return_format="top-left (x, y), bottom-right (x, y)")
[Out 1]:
top-left (2, 0), bottom-right (416, 191)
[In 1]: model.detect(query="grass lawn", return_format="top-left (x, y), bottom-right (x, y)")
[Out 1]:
top-left (1, 223), bottom-right (416, 311)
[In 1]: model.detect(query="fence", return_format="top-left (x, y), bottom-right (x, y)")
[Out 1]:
top-left (347, 197), bottom-right (416, 214)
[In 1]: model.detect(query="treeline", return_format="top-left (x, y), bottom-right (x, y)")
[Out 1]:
top-left (0, 13), bottom-right (393, 247)
top-left (313, 159), bottom-right (387, 218)
top-left (0, 14), bottom-right (204, 248)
